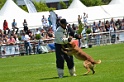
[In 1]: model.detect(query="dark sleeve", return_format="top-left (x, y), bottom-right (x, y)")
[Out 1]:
top-left (68, 27), bottom-right (81, 39)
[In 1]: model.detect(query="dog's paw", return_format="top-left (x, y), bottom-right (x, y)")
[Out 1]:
top-left (92, 70), bottom-right (95, 74)
top-left (83, 73), bottom-right (88, 76)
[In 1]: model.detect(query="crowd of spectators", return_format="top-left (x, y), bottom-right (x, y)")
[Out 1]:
top-left (1, 13), bottom-right (124, 55)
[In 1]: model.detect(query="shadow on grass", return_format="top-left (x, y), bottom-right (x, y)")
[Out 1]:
top-left (40, 76), bottom-right (69, 80)
top-left (40, 74), bottom-right (94, 80)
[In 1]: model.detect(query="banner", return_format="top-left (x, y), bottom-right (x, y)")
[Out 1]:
top-left (49, 11), bottom-right (57, 33)
top-left (24, 0), bottom-right (37, 13)
top-left (0, 45), bottom-right (20, 56)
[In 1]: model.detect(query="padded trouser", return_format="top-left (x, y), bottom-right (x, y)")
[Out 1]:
top-left (55, 43), bottom-right (74, 69)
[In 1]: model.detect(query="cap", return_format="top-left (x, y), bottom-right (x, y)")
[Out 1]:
top-left (60, 19), bottom-right (68, 25)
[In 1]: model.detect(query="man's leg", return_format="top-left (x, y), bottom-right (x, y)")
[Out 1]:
top-left (55, 43), bottom-right (64, 78)
top-left (64, 54), bottom-right (76, 76)
top-left (15, 27), bottom-right (19, 34)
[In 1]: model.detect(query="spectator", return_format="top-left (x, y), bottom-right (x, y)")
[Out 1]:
top-left (94, 25), bottom-right (101, 46)
top-left (24, 33), bottom-right (32, 55)
top-left (47, 29), bottom-right (54, 38)
top-left (3, 20), bottom-right (10, 35)
top-left (98, 20), bottom-right (102, 27)
top-left (100, 22), bottom-right (106, 32)
top-left (8, 35), bottom-right (16, 45)
top-left (0, 29), bottom-right (4, 37)
top-left (83, 12), bottom-right (88, 26)
top-left (119, 22), bottom-right (124, 30)
top-left (35, 28), bottom-right (40, 35)
top-left (21, 33), bottom-right (25, 41)
top-left (0, 37), bottom-right (3, 45)
top-left (105, 20), bottom-right (110, 31)
top-left (3, 35), bottom-right (9, 44)
top-left (40, 29), bottom-right (46, 39)
top-left (92, 21), bottom-right (97, 33)
top-left (110, 18), bottom-right (115, 25)
top-left (48, 15), bottom-right (52, 27)
top-left (23, 19), bottom-right (28, 34)
top-left (78, 15), bottom-right (82, 25)
top-left (13, 34), bottom-right (20, 44)
top-left (115, 19), bottom-right (121, 29)
top-left (41, 15), bottom-right (48, 31)
top-left (12, 19), bottom-right (19, 34)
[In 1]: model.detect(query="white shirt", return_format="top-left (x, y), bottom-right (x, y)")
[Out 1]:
top-left (54, 26), bottom-right (69, 44)
top-left (24, 34), bottom-right (30, 42)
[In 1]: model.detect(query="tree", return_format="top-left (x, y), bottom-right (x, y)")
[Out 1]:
top-left (68, 0), bottom-right (73, 6)
top-left (102, 0), bottom-right (112, 4)
top-left (32, 0), bottom-right (55, 12)
top-left (80, 0), bottom-right (103, 6)
top-left (59, 1), bottom-right (67, 9)
top-left (0, 0), bottom-right (6, 9)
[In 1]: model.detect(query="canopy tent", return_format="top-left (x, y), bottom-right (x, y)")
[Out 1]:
top-left (1, 0), bottom-right (124, 30)
top-left (87, 6), bottom-right (110, 23)
top-left (0, 0), bottom-right (28, 17)
top-left (101, 4), bottom-right (124, 19)
top-left (109, 0), bottom-right (124, 5)
top-left (55, 8), bottom-right (87, 24)
top-left (0, 0), bottom-right (28, 29)
top-left (68, 0), bottom-right (87, 9)
top-left (0, 0), bottom-right (43, 30)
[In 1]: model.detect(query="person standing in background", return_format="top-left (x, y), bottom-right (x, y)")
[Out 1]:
top-left (24, 33), bottom-right (32, 55)
top-left (83, 12), bottom-right (88, 26)
top-left (23, 19), bottom-right (28, 34)
top-left (78, 15), bottom-right (82, 25)
top-left (3, 20), bottom-right (10, 35)
top-left (12, 19), bottom-right (19, 34)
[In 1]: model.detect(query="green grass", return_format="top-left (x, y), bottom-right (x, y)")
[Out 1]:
top-left (0, 43), bottom-right (124, 82)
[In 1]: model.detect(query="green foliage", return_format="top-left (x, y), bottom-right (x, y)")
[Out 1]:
top-left (32, 0), bottom-right (55, 12)
top-left (81, 0), bottom-right (103, 6)
top-left (77, 22), bottom-right (84, 34)
top-left (35, 34), bottom-right (41, 40)
top-left (19, 5), bottom-right (28, 12)
top-left (86, 27), bottom-right (92, 34)
top-left (68, 0), bottom-right (73, 6)
top-left (18, 36), bottom-right (21, 41)
top-left (0, 0), bottom-right (6, 9)
top-left (59, 1), bottom-right (67, 9)
top-left (102, 0), bottom-right (112, 4)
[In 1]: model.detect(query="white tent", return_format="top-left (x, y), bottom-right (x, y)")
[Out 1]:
top-left (0, 0), bottom-right (28, 29)
top-left (55, 8), bottom-right (87, 24)
top-left (0, 0), bottom-right (28, 17)
top-left (1, 0), bottom-right (124, 30)
top-left (87, 6), bottom-right (110, 23)
top-left (109, 0), bottom-right (124, 5)
top-left (0, 0), bottom-right (44, 30)
top-left (101, 4), bottom-right (124, 19)
top-left (68, 0), bottom-right (87, 9)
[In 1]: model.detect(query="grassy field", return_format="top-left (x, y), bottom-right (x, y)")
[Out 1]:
top-left (0, 43), bottom-right (124, 82)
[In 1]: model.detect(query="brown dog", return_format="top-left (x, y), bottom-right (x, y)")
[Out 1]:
top-left (62, 41), bottom-right (101, 75)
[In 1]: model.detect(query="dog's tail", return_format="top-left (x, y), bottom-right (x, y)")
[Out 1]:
top-left (94, 60), bottom-right (101, 64)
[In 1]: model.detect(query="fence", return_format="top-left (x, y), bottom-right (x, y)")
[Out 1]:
top-left (0, 30), bottom-right (124, 57)
top-left (81, 30), bottom-right (124, 48)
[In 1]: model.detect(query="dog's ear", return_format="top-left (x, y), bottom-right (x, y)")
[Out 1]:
top-left (69, 41), bottom-right (76, 48)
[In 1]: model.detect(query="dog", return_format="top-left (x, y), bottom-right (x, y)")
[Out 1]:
top-left (62, 41), bottom-right (101, 75)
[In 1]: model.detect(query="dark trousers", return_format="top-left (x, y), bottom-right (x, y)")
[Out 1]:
top-left (24, 41), bottom-right (32, 55)
top-left (24, 26), bottom-right (28, 34)
top-left (55, 43), bottom-right (74, 69)
top-left (12, 27), bottom-right (19, 34)
top-left (4, 29), bottom-right (10, 35)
